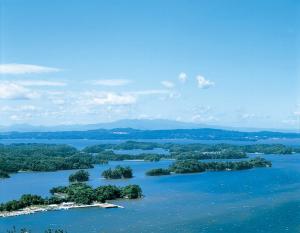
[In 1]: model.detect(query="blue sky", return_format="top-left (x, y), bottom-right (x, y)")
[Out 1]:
top-left (0, 0), bottom-right (299, 129)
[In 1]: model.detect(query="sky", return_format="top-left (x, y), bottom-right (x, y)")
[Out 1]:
top-left (0, 0), bottom-right (299, 130)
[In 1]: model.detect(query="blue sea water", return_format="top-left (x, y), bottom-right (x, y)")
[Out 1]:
top-left (1, 138), bottom-right (300, 149)
top-left (0, 141), bottom-right (300, 232)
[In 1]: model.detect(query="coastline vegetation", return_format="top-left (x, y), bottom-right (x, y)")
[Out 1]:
top-left (84, 141), bottom-right (297, 155)
top-left (101, 166), bottom-right (133, 179)
top-left (0, 141), bottom-right (294, 179)
top-left (146, 168), bottom-right (171, 176)
top-left (69, 170), bottom-right (89, 183)
top-left (146, 157), bottom-right (271, 176)
top-left (0, 183), bottom-right (142, 212)
top-left (0, 170), bottom-right (10, 178)
top-left (0, 144), bottom-right (107, 178)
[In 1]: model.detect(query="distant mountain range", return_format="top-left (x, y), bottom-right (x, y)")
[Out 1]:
top-left (0, 119), bottom-right (298, 133)
top-left (0, 119), bottom-right (213, 132)
top-left (0, 126), bottom-right (300, 141)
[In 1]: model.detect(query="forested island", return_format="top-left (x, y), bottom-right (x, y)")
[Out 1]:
top-left (146, 157), bottom-right (271, 176)
top-left (0, 144), bottom-right (107, 179)
top-left (0, 141), bottom-right (296, 179)
top-left (146, 168), bottom-right (171, 176)
top-left (69, 170), bottom-right (89, 182)
top-left (0, 183), bottom-right (142, 217)
top-left (102, 166), bottom-right (133, 179)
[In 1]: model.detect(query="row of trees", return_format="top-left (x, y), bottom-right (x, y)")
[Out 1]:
top-left (146, 168), bottom-right (170, 176)
top-left (84, 141), bottom-right (298, 155)
top-left (0, 142), bottom-right (294, 179)
top-left (0, 170), bottom-right (9, 178)
top-left (146, 157), bottom-right (272, 176)
top-left (69, 170), bottom-right (89, 183)
top-left (0, 144), bottom-right (108, 179)
top-left (172, 149), bottom-right (247, 160)
top-left (83, 141), bottom-right (160, 153)
top-left (0, 183), bottom-right (142, 212)
top-left (84, 142), bottom-right (297, 164)
top-left (92, 150), bottom-right (165, 162)
top-left (101, 166), bottom-right (133, 179)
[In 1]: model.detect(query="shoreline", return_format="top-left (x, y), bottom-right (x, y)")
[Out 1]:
top-left (0, 202), bottom-right (124, 218)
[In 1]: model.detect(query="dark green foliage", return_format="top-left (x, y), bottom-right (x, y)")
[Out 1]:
top-left (121, 185), bottom-right (143, 199)
top-left (49, 186), bottom-right (68, 195)
top-left (69, 170), bottom-right (89, 183)
top-left (0, 144), bottom-right (109, 177)
top-left (113, 141), bottom-right (160, 150)
top-left (2, 128), bottom-right (299, 141)
top-left (101, 166), bottom-right (133, 179)
top-left (169, 157), bottom-right (272, 174)
top-left (83, 144), bottom-right (114, 153)
top-left (0, 142), bottom-right (292, 181)
top-left (0, 170), bottom-right (10, 178)
top-left (86, 142), bottom-right (296, 163)
top-left (93, 150), bottom-right (166, 162)
top-left (240, 144), bottom-right (293, 154)
top-left (94, 185), bottom-right (121, 202)
top-left (165, 143), bottom-right (294, 155)
top-left (146, 168), bottom-right (171, 176)
top-left (0, 194), bottom-right (45, 212)
top-left (170, 160), bottom-right (206, 174)
top-left (172, 150), bottom-right (247, 160)
top-left (143, 154), bottom-right (161, 162)
top-left (66, 183), bottom-right (95, 204)
top-left (1, 183), bottom-right (142, 212)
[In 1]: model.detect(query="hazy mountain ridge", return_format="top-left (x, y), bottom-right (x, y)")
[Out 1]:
top-left (0, 127), bottom-right (299, 141)
top-left (0, 119), bottom-right (298, 133)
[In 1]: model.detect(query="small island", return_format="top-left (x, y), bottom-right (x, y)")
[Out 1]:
top-left (69, 170), bottom-right (89, 183)
top-left (102, 166), bottom-right (133, 179)
top-left (0, 142), bottom-right (292, 180)
top-left (146, 157), bottom-right (272, 176)
top-left (0, 183), bottom-right (142, 218)
top-left (146, 168), bottom-right (171, 176)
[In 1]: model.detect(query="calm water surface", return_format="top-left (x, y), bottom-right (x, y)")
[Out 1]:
top-left (0, 142), bottom-right (300, 232)
top-left (1, 138), bottom-right (300, 149)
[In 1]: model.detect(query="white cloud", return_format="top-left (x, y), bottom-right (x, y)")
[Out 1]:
top-left (191, 114), bottom-right (219, 123)
top-left (87, 92), bottom-right (136, 105)
top-left (178, 72), bottom-right (188, 83)
top-left (92, 79), bottom-right (131, 86)
top-left (0, 64), bottom-right (61, 74)
top-left (131, 89), bottom-right (171, 96)
top-left (294, 111), bottom-right (300, 116)
top-left (79, 89), bottom-right (174, 107)
top-left (0, 83), bottom-right (38, 100)
top-left (161, 81), bottom-right (175, 89)
top-left (196, 75), bottom-right (215, 89)
top-left (131, 89), bottom-right (179, 99)
top-left (16, 80), bottom-right (66, 87)
top-left (0, 105), bottom-right (38, 112)
top-left (241, 113), bottom-right (256, 120)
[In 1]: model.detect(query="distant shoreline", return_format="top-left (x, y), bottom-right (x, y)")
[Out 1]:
top-left (0, 202), bottom-right (123, 218)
